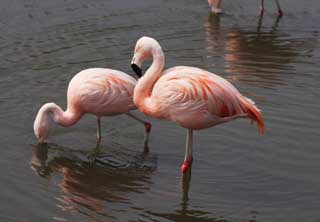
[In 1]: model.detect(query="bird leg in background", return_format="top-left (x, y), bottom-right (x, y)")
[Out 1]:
top-left (181, 129), bottom-right (193, 173)
top-left (126, 112), bottom-right (152, 145)
top-left (96, 117), bottom-right (101, 144)
top-left (260, 0), bottom-right (265, 17)
top-left (208, 0), bottom-right (223, 14)
top-left (275, 0), bottom-right (283, 17)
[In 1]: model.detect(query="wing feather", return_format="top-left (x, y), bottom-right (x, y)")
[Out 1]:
top-left (68, 68), bottom-right (136, 114)
top-left (152, 66), bottom-right (247, 118)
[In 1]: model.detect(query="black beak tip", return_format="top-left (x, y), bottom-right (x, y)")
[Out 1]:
top-left (131, 63), bottom-right (142, 78)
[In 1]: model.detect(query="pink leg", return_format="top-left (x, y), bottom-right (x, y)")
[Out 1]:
top-left (181, 129), bottom-right (193, 173)
top-left (215, 0), bottom-right (222, 9)
top-left (126, 112), bottom-right (152, 143)
top-left (144, 122), bottom-right (152, 134)
top-left (181, 156), bottom-right (193, 173)
top-left (275, 0), bottom-right (283, 17)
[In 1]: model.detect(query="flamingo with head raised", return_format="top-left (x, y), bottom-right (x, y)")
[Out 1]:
top-left (34, 68), bottom-right (152, 144)
top-left (131, 36), bottom-right (264, 173)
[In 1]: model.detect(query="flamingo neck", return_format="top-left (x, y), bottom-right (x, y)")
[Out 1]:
top-left (133, 46), bottom-right (165, 113)
top-left (42, 103), bottom-right (82, 127)
top-left (34, 102), bottom-right (83, 142)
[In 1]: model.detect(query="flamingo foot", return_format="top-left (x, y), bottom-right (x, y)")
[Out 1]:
top-left (211, 7), bottom-right (223, 14)
top-left (181, 155), bottom-right (193, 173)
top-left (144, 122), bottom-right (152, 133)
top-left (278, 9), bottom-right (283, 18)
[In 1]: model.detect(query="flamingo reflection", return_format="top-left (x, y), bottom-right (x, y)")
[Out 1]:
top-left (205, 13), bottom-right (298, 89)
top-left (31, 143), bottom-right (156, 217)
top-left (145, 168), bottom-right (226, 222)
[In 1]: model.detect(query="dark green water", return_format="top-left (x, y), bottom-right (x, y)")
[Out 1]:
top-left (0, 0), bottom-right (319, 221)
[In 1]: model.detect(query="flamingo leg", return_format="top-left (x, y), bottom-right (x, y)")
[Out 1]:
top-left (181, 129), bottom-right (193, 173)
top-left (88, 119), bottom-right (101, 164)
top-left (214, 0), bottom-right (222, 13)
top-left (274, 0), bottom-right (283, 17)
top-left (96, 117), bottom-right (101, 144)
top-left (260, 0), bottom-right (265, 17)
top-left (210, 0), bottom-right (223, 14)
top-left (126, 112), bottom-right (152, 144)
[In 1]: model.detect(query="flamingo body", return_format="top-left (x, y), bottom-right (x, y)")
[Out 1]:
top-left (144, 66), bottom-right (263, 131)
top-left (34, 68), bottom-right (150, 143)
top-left (131, 36), bottom-right (264, 173)
top-left (66, 68), bottom-right (136, 116)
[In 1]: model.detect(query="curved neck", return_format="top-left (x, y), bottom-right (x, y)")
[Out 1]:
top-left (40, 103), bottom-right (82, 127)
top-left (133, 47), bottom-right (165, 108)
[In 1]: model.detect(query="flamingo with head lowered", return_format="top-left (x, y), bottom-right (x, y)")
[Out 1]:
top-left (131, 36), bottom-right (264, 173)
top-left (34, 68), bottom-right (152, 144)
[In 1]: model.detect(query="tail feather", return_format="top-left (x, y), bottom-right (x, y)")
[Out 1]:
top-left (243, 96), bottom-right (256, 105)
top-left (239, 96), bottom-right (265, 134)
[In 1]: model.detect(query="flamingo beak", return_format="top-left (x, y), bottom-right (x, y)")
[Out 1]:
top-left (131, 53), bottom-right (143, 78)
top-left (131, 63), bottom-right (142, 78)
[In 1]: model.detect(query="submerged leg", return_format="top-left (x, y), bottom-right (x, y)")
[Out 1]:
top-left (181, 129), bottom-right (193, 173)
top-left (181, 166), bottom-right (192, 202)
top-left (126, 112), bottom-right (152, 144)
top-left (88, 117), bottom-right (102, 164)
top-left (96, 117), bottom-right (101, 144)
top-left (274, 0), bottom-right (283, 17)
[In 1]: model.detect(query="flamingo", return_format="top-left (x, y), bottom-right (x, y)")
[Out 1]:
top-left (34, 68), bottom-right (152, 144)
top-left (130, 36), bottom-right (264, 173)
top-left (208, 0), bottom-right (283, 17)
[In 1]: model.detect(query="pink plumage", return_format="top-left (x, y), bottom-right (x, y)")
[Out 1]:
top-left (34, 68), bottom-right (151, 144)
top-left (131, 36), bottom-right (264, 173)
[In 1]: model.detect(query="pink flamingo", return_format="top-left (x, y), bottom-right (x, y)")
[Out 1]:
top-left (131, 36), bottom-right (264, 173)
top-left (208, 0), bottom-right (283, 17)
top-left (34, 68), bottom-right (152, 144)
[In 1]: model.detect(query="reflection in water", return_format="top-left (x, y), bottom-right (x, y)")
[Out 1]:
top-left (205, 14), bottom-right (223, 55)
top-left (31, 143), bottom-right (156, 219)
top-left (31, 144), bottom-right (232, 221)
top-left (205, 13), bottom-right (299, 88)
top-left (145, 169), bottom-right (230, 222)
top-left (146, 209), bottom-right (228, 222)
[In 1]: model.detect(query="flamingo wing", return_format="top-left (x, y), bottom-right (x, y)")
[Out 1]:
top-left (68, 68), bottom-right (137, 115)
top-left (153, 66), bottom-right (243, 117)
top-left (152, 66), bottom-right (264, 132)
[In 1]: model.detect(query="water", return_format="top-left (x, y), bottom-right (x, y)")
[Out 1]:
top-left (0, 0), bottom-right (319, 221)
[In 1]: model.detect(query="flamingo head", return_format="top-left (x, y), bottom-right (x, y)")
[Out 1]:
top-left (34, 105), bottom-right (51, 143)
top-left (131, 36), bottom-right (162, 78)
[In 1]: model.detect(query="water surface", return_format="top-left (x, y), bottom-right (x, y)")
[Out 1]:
top-left (0, 0), bottom-right (319, 221)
